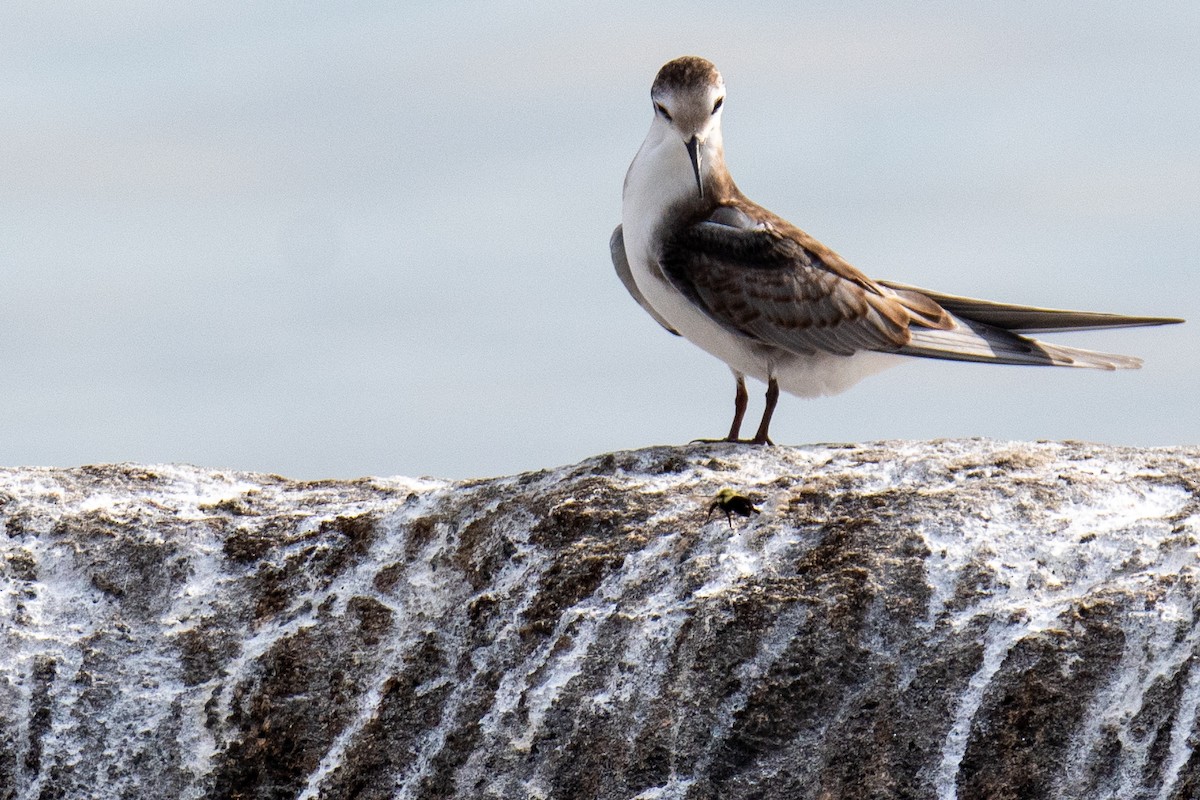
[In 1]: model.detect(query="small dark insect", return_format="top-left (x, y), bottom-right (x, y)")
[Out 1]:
top-left (706, 488), bottom-right (761, 529)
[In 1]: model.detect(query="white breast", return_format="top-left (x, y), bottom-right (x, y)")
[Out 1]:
top-left (621, 131), bottom-right (764, 369)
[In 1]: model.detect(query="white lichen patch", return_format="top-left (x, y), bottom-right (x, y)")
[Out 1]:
top-left (1, 441), bottom-right (1198, 799)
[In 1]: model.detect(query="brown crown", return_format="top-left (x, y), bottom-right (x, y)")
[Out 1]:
top-left (652, 56), bottom-right (722, 94)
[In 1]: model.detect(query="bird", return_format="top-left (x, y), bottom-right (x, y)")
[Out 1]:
top-left (706, 488), bottom-right (761, 529)
top-left (611, 56), bottom-right (1182, 445)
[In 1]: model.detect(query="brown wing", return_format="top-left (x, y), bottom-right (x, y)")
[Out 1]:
top-left (660, 221), bottom-right (939, 356)
top-left (660, 219), bottom-right (1155, 369)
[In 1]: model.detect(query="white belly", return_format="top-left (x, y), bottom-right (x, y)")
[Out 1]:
top-left (631, 266), bottom-right (899, 396)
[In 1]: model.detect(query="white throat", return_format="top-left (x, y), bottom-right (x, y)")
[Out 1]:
top-left (621, 121), bottom-right (724, 264)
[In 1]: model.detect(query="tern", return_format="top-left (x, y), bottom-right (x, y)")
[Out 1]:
top-left (612, 56), bottom-right (1182, 444)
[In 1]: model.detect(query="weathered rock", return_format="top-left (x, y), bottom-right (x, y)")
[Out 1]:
top-left (0, 439), bottom-right (1197, 799)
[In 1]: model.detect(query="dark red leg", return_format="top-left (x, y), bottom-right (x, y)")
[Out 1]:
top-left (749, 377), bottom-right (778, 445)
top-left (725, 375), bottom-right (748, 442)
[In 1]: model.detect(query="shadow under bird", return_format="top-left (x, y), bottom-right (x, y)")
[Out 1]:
top-left (612, 56), bottom-right (1183, 444)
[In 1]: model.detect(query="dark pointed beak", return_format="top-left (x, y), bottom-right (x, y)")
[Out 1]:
top-left (686, 135), bottom-right (703, 198)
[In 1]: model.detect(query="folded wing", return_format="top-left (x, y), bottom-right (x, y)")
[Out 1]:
top-left (611, 225), bottom-right (680, 336)
top-left (661, 219), bottom-right (1181, 370)
top-left (661, 221), bottom-right (941, 357)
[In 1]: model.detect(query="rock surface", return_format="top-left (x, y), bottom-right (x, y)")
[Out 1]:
top-left (1, 439), bottom-right (1199, 800)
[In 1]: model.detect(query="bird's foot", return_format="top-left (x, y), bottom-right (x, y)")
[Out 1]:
top-left (689, 436), bottom-right (773, 446)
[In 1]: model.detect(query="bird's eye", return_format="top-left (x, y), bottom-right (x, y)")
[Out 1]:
top-left (712, 97), bottom-right (724, 115)
top-left (655, 102), bottom-right (672, 121)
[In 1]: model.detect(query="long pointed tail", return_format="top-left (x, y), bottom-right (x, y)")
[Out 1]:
top-left (880, 281), bottom-right (1183, 370)
top-left (880, 280), bottom-right (1183, 333)
top-left (900, 317), bottom-right (1143, 369)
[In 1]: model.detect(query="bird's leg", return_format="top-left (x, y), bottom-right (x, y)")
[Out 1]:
top-left (725, 374), bottom-right (748, 442)
top-left (690, 373), bottom-right (749, 444)
top-left (749, 377), bottom-right (778, 445)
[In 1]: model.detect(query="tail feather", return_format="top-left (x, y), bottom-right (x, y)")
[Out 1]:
top-left (900, 316), bottom-right (1143, 370)
top-left (879, 280), bottom-right (1183, 333)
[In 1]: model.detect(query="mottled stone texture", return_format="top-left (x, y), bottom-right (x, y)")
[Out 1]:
top-left (0, 440), bottom-right (1198, 800)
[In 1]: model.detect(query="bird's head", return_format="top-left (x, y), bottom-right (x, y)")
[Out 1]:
top-left (650, 56), bottom-right (726, 198)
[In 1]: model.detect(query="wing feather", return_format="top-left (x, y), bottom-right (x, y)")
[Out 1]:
top-left (660, 222), bottom-right (915, 357)
top-left (651, 209), bottom-right (1170, 371)
top-left (610, 225), bottom-right (680, 336)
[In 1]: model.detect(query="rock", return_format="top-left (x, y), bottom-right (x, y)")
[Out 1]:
top-left (0, 439), bottom-right (1198, 799)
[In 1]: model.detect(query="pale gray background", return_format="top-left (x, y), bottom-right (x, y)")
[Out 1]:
top-left (2, 2), bottom-right (1196, 480)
